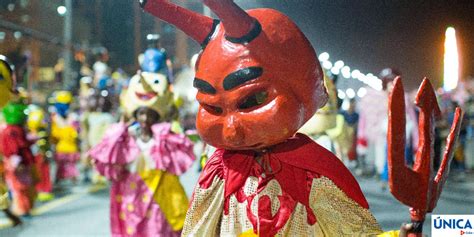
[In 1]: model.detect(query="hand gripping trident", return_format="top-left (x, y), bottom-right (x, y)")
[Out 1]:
top-left (387, 77), bottom-right (463, 236)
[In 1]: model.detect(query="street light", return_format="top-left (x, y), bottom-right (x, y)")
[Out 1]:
top-left (57, 6), bottom-right (67, 16)
top-left (357, 87), bottom-right (367, 98)
top-left (322, 61), bottom-right (332, 70)
top-left (331, 67), bottom-right (340, 75)
top-left (337, 89), bottom-right (346, 99)
top-left (443, 27), bottom-right (459, 92)
top-left (318, 52), bottom-right (330, 62)
top-left (346, 88), bottom-right (355, 99)
top-left (334, 60), bottom-right (344, 69)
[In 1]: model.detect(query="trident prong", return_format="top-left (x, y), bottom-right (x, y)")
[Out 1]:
top-left (387, 77), bottom-right (463, 236)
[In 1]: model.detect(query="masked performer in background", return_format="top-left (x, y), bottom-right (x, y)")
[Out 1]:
top-left (51, 91), bottom-right (80, 184)
top-left (139, 0), bottom-right (414, 236)
top-left (299, 74), bottom-right (339, 151)
top-left (89, 68), bottom-right (195, 236)
top-left (0, 55), bottom-right (23, 225)
top-left (0, 100), bottom-right (37, 217)
top-left (27, 105), bottom-right (54, 201)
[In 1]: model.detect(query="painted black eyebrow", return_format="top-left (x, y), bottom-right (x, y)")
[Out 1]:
top-left (223, 67), bottom-right (263, 91)
top-left (193, 78), bottom-right (216, 94)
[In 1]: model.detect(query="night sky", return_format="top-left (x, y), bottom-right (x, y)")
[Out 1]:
top-left (100, 0), bottom-right (473, 90)
top-left (238, 0), bottom-right (474, 87)
top-left (233, 0), bottom-right (474, 89)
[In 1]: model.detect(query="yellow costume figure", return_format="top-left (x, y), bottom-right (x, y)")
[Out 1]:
top-left (0, 57), bottom-right (12, 207)
top-left (51, 91), bottom-right (80, 183)
top-left (0, 55), bottom-right (27, 226)
top-left (27, 106), bottom-right (54, 201)
top-left (0, 55), bottom-right (14, 108)
top-left (299, 74), bottom-right (339, 150)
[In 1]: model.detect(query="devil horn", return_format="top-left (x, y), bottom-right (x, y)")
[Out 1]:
top-left (202, 0), bottom-right (260, 44)
top-left (140, 0), bottom-right (218, 47)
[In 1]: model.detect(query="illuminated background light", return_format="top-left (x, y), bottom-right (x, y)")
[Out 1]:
top-left (443, 27), bottom-right (459, 92)
top-left (346, 88), bottom-right (356, 99)
top-left (337, 89), bottom-right (346, 99)
top-left (334, 60), bottom-right (344, 69)
top-left (331, 67), bottom-right (340, 75)
top-left (322, 60), bottom-right (333, 70)
top-left (57, 6), bottom-right (67, 16)
top-left (357, 87), bottom-right (367, 98)
top-left (318, 52), bottom-right (330, 62)
top-left (351, 69), bottom-right (360, 79)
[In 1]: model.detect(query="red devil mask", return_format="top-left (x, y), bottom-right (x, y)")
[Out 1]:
top-left (141, 0), bottom-right (327, 150)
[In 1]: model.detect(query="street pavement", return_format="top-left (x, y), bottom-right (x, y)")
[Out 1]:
top-left (1, 160), bottom-right (473, 237)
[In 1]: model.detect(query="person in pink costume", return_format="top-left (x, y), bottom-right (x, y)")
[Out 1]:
top-left (89, 69), bottom-right (195, 237)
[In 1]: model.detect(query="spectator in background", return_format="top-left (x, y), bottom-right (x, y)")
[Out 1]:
top-left (357, 68), bottom-right (401, 176)
top-left (449, 101), bottom-right (468, 181)
top-left (341, 99), bottom-right (359, 166)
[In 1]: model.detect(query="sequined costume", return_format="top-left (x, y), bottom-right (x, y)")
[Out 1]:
top-left (139, 1), bottom-right (400, 236)
top-left (184, 133), bottom-right (382, 236)
top-left (88, 122), bottom-right (195, 237)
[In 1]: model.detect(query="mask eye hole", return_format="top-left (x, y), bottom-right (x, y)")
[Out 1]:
top-left (201, 103), bottom-right (223, 115)
top-left (238, 91), bottom-right (268, 110)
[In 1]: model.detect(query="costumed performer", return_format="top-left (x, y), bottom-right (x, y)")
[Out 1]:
top-left (299, 73), bottom-right (338, 151)
top-left (140, 0), bottom-right (410, 236)
top-left (0, 54), bottom-right (23, 225)
top-left (27, 105), bottom-right (54, 201)
top-left (88, 69), bottom-right (195, 237)
top-left (50, 91), bottom-right (80, 184)
top-left (0, 101), bottom-right (37, 217)
top-left (82, 89), bottom-right (115, 184)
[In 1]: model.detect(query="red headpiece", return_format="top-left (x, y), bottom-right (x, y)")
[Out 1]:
top-left (141, 0), bottom-right (327, 150)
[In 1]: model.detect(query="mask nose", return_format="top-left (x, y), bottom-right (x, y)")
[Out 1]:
top-left (139, 74), bottom-right (153, 91)
top-left (223, 115), bottom-right (244, 145)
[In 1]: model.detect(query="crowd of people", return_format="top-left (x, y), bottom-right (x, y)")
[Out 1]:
top-left (0, 32), bottom-right (201, 234)
top-left (312, 68), bottom-right (474, 191)
top-left (1, 38), bottom-right (473, 237)
top-left (0, 0), bottom-right (472, 236)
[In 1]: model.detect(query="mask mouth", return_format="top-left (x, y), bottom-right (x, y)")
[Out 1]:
top-left (135, 91), bottom-right (157, 101)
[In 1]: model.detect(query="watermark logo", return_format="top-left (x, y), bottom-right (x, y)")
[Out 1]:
top-left (432, 215), bottom-right (474, 237)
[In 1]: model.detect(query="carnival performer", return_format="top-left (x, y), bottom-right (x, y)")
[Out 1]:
top-left (138, 37), bottom-right (182, 132)
top-left (50, 91), bottom-right (80, 184)
top-left (0, 55), bottom-right (22, 225)
top-left (139, 1), bottom-right (416, 236)
top-left (358, 69), bottom-right (418, 182)
top-left (341, 99), bottom-right (360, 163)
top-left (357, 68), bottom-right (400, 177)
top-left (27, 105), bottom-right (54, 201)
top-left (299, 73), bottom-right (339, 151)
top-left (92, 47), bottom-right (111, 87)
top-left (0, 101), bottom-right (37, 217)
top-left (82, 89), bottom-right (115, 184)
top-left (140, 33), bottom-right (174, 82)
top-left (89, 69), bottom-right (195, 237)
